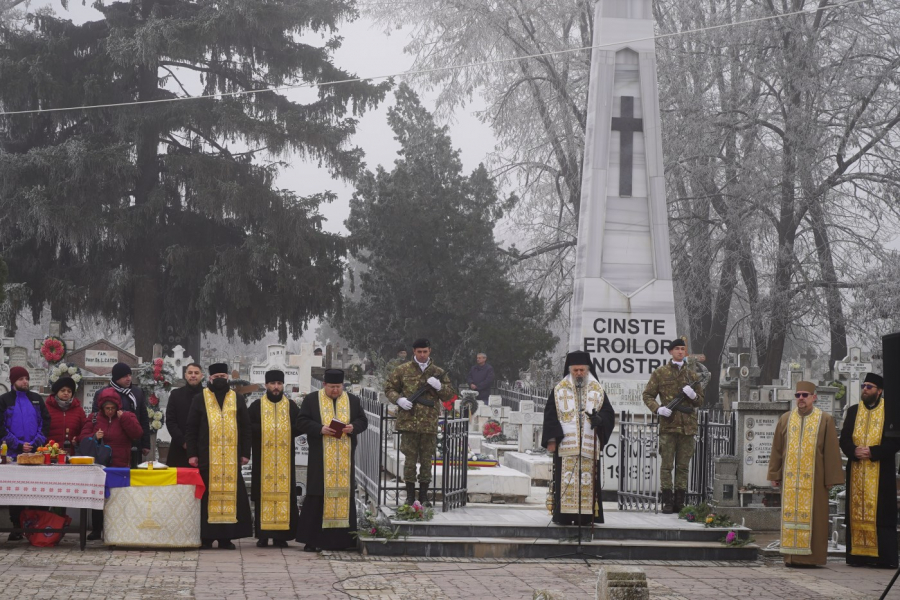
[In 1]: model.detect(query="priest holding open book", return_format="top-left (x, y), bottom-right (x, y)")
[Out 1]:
top-left (295, 369), bottom-right (368, 552)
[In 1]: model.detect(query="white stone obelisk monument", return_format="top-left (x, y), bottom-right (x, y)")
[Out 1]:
top-left (569, 0), bottom-right (677, 414)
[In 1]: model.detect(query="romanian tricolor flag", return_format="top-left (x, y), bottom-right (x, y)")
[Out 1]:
top-left (104, 467), bottom-right (206, 499)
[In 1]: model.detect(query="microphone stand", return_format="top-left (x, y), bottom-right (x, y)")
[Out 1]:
top-left (546, 377), bottom-right (603, 565)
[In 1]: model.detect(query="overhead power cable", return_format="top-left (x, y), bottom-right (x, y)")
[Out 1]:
top-left (0, 0), bottom-right (877, 116)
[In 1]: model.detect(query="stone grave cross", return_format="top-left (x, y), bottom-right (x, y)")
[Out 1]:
top-left (727, 353), bottom-right (758, 403)
top-left (728, 337), bottom-right (751, 366)
top-left (507, 401), bottom-right (542, 453)
top-left (164, 344), bottom-right (194, 378)
top-left (834, 347), bottom-right (872, 408)
top-left (800, 348), bottom-right (817, 379)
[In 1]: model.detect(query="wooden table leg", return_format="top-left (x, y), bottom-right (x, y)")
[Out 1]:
top-left (80, 508), bottom-right (87, 551)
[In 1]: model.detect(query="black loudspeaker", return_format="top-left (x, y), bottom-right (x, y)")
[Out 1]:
top-left (882, 332), bottom-right (900, 438)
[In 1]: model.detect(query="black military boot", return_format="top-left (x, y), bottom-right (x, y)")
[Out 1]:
top-left (418, 483), bottom-right (431, 507)
top-left (673, 490), bottom-right (686, 513)
top-left (661, 489), bottom-right (674, 514)
top-left (404, 482), bottom-right (416, 505)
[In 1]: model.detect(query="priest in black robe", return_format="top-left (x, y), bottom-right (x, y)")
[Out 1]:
top-left (248, 369), bottom-right (303, 548)
top-left (295, 369), bottom-right (368, 552)
top-left (185, 363), bottom-right (253, 549)
top-left (840, 372), bottom-right (899, 568)
top-left (541, 351), bottom-right (615, 525)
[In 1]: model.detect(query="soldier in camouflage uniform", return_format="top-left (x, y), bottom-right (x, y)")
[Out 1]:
top-left (642, 338), bottom-right (704, 514)
top-left (384, 338), bottom-right (455, 506)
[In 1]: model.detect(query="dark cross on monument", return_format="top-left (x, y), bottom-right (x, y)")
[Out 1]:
top-left (611, 96), bottom-right (643, 197)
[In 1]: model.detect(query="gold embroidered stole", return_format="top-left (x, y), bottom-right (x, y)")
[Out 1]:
top-left (850, 398), bottom-right (884, 557)
top-left (553, 377), bottom-right (605, 515)
top-left (260, 397), bottom-right (292, 530)
top-left (319, 390), bottom-right (352, 529)
top-left (204, 388), bottom-right (238, 524)
top-left (780, 407), bottom-right (822, 555)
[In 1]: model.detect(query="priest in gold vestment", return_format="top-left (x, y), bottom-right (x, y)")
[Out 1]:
top-left (541, 351), bottom-right (615, 525)
top-left (839, 372), bottom-right (898, 568)
top-left (767, 380), bottom-right (844, 567)
top-left (186, 363), bottom-right (253, 549)
top-left (249, 369), bottom-right (303, 548)
top-left (295, 369), bottom-right (368, 552)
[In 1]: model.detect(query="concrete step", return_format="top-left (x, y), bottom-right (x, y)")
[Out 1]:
top-left (392, 522), bottom-right (748, 543)
top-left (359, 536), bottom-right (759, 561)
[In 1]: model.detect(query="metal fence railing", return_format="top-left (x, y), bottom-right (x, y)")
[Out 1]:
top-left (617, 409), bottom-right (736, 511)
top-left (352, 387), bottom-right (470, 513)
top-left (687, 409), bottom-right (736, 507)
top-left (617, 412), bottom-right (659, 511)
top-left (492, 381), bottom-right (550, 413)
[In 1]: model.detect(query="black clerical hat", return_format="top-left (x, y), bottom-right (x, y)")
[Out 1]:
top-left (209, 363), bottom-right (228, 376)
top-left (265, 370), bottom-right (285, 384)
top-left (864, 372), bottom-right (884, 388)
top-left (563, 351), bottom-right (598, 380)
top-left (324, 369), bottom-right (345, 384)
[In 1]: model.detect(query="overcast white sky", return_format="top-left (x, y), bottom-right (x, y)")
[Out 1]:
top-left (34, 1), bottom-right (497, 235)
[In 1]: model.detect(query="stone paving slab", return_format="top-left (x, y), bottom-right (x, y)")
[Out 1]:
top-left (0, 537), bottom-right (898, 599)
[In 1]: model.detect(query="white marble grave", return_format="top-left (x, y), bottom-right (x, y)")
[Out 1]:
top-left (568, 0), bottom-right (677, 414)
top-left (250, 344), bottom-right (301, 391)
top-left (286, 342), bottom-right (323, 395)
top-left (164, 345), bottom-right (194, 378)
top-left (503, 452), bottom-right (553, 484)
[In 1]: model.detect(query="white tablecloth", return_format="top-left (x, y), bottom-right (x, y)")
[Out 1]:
top-left (0, 464), bottom-right (106, 509)
top-left (104, 484), bottom-right (201, 548)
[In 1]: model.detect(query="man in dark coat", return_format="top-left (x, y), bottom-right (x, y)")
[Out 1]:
top-left (249, 369), bottom-right (303, 548)
top-left (467, 352), bottom-right (495, 403)
top-left (165, 362), bottom-right (204, 468)
top-left (840, 372), bottom-right (898, 569)
top-left (541, 351), bottom-right (615, 525)
top-left (92, 362), bottom-right (150, 467)
top-left (296, 369), bottom-right (368, 552)
top-left (185, 363), bottom-right (253, 549)
top-left (0, 366), bottom-right (50, 541)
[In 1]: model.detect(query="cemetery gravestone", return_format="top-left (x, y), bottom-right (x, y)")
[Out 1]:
top-left (834, 347), bottom-right (872, 409)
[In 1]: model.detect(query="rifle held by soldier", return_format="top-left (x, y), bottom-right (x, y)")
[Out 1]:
top-left (406, 371), bottom-right (451, 408)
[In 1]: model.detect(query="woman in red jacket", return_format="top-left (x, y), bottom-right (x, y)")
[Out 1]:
top-left (45, 377), bottom-right (86, 454)
top-left (80, 388), bottom-right (144, 540)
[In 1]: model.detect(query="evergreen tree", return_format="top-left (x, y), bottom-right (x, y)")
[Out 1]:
top-left (0, 0), bottom-right (388, 358)
top-left (338, 83), bottom-right (557, 381)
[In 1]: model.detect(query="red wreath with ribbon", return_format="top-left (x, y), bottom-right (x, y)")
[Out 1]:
top-left (40, 337), bottom-right (66, 363)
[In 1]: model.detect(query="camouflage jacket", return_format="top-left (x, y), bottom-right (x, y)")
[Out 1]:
top-left (642, 361), bottom-right (705, 435)
top-left (384, 360), bottom-right (456, 433)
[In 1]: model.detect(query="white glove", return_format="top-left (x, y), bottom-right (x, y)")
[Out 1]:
top-left (427, 376), bottom-right (442, 391)
top-left (682, 385), bottom-right (697, 400)
top-left (397, 397), bottom-right (413, 411)
top-left (657, 406), bottom-right (673, 418)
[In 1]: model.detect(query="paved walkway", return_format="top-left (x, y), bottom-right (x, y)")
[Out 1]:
top-left (0, 537), bottom-right (897, 599)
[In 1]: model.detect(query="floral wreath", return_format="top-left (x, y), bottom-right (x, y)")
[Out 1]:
top-left (134, 358), bottom-right (176, 432)
top-left (49, 362), bottom-right (83, 386)
top-left (347, 364), bottom-right (364, 384)
top-left (40, 336), bottom-right (67, 363)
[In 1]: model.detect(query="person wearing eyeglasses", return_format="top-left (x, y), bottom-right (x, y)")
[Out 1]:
top-left (839, 373), bottom-right (898, 569)
top-left (767, 380), bottom-right (844, 567)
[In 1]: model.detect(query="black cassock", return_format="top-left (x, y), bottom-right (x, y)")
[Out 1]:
top-left (184, 389), bottom-right (254, 542)
top-left (248, 394), bottom-right (304, 541)
top-left (295, 390), bottom-right (368, 550)
top-left (840, 402), bottom-right (899, 568)
top-left (541, 389), bottom-right (615, 525)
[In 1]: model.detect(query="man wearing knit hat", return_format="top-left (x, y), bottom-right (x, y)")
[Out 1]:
top-left (91, 362), bottom-right (150, 467)
top-left (0, 366), bottom-right (51, 540)
top-left (839, 372), bottom-right (898, 569)
top-left (767, 380), bottom-right (844, 567)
